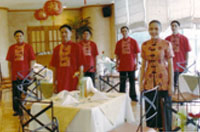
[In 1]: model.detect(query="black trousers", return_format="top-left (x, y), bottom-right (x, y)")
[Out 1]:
top-left (84, 72), bottom-right (96, 86)
top-left (119, 71), bottom-right (137, 101)
top-left (145, 90), bottom-right (172, 131)
top-left (174, 72), bottom-right (182, 88)
top-left (12, 80), bottom-right (27, 114)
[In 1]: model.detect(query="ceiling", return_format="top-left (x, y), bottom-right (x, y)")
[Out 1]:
top-left (0, 0), bottom-right (114, 10)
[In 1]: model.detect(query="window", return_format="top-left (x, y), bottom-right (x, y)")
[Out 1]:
top-left (27, 26), bottom-right (61, 55)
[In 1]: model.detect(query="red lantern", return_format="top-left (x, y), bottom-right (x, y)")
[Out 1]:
top-left (44, 0), bottom-right (63, 16)
top-left (34, 8), bottom-right (48, 21)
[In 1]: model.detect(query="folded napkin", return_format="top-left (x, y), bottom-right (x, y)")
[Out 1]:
top-left (62, 94), bottom-right (79, 105)
top-left (90, 91), bottom-right (109, 101)
top-left (51, 90), bottom-right (69, 103)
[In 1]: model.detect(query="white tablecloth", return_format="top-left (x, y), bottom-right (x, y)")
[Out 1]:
top-left (30, 92), bottom-right (134, 132)
top-left (179, 74), bottom-right (200, 95)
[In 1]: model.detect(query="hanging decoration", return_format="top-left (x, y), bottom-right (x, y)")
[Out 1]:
top-left (44, 0), bottom-right (63, 16)
top-left (34, 8), bottom-right (48, 24)
top-left (44, 0), bottom-right (63, 25)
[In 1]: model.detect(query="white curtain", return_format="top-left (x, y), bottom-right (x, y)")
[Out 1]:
top-left (145, 0), bottom-right (169, 30)
top-left (128, 0), bottom-right (146, 32)
top-left (114, 0), bottom-right (129, 28)
top-left (114, 0), bottom-right (200, 31)
top-left (193, 0), bottom-right (200, 28)
top-left (168, 0), bottom-right (193, 28)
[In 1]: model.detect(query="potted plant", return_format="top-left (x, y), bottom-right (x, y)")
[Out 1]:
top-left (67, 17), bottom-right (92, 41)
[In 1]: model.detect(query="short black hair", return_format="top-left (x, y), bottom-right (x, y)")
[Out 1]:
top-left (120, 26), bottom-right (129, 32)
top-left (14, 30), bottom-right (24, 36)
top-left (59, 24), bottom-right (72, 31)
top-left (82, 28), bottom-right (92, 35)
top-left (171, 20), bottom-right (180, 26)
top-left (149, 20), bottom-right (162, 27)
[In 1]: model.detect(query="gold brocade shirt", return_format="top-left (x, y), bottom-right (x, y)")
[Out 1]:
top-left (141, 39), bottom-right (174, 91)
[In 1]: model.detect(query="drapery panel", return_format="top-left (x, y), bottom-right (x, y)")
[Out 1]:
top-left (115, 0), bottom-right (200, 31)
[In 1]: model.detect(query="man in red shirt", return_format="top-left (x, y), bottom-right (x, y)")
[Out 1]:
top-left (166, 20), bottom-right (191, 89)
top-left (115, 26), bottom-right (140, 101)
top-left (6, 30), bottom-right (36, 116)
top-left (79, 29), bottom-right (98, 86)
top-left (50, 24), bottom-right (82, 93)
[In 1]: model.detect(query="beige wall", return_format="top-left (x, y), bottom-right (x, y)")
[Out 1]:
top-left (81, 5), bottom-right (116, 57)
top-left (0, 8), bottom-right (9, 78)
top-left (110, 5), bottom-right (117, 58)
top-left (8, 9), bottom-right (81, 44)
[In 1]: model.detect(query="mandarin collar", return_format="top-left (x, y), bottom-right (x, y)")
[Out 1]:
top-left (16, 42), bottom-right (25, 46)
top-left (150, 38), bottom-right (161, 44)
top-left (63, 40), bottom-right (72, 46)
top-left (172, 33), bottom-right (180, 37)
top-left (122, 36), bottom-right (130, 41)
top-left (82, 40), bottom-right (90, 43)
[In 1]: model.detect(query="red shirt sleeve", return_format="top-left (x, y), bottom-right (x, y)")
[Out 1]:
top-left (6, 46), bottom-right (13, 62)
top-left (77, 44), bottom-right (84, 67)
top-left (165, 42), bottom-right (174, 59)
top-left (115, 41), bottom-right (120, 56)
top-left (93, 42), bottom-right (99, 56)
top-left (28, 45), bottom-right (36, 61)
top-left (165, 36), bottom-right (170, 41)
top-left (183, 37), bottom-right (191, 52)
top-left (133, 39), bottom-right (140, 54)
top-left (50, 46), bottom-right (58, 67)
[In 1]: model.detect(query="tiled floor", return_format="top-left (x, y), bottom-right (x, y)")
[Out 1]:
top-left (0, 89), bottom-right (20, 132)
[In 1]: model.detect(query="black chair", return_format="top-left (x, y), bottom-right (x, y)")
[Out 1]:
top-left (16, 66), bottom-right (47, 101)
top-left (137, 85), bottom-right (159, 132)
top-left (18, 99), bottom-right (59, 132)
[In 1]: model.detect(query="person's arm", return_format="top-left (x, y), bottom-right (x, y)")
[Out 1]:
top-left (116, 55), bottom-right (119, 70)
top-left (30, 60), bottom-right (36, 69)
top-left (94, 56), bottom-right (97, 71)
top-left (135, 54), bottom-right (139, 70)
top-left (52, 67), bottom-right (57, 93)
top-left (139, 59), bottom-right (146, 92)
top-left (168, 58), bottom-right (174, 96)
top-left (185, 52), bottom-right (189, 66)
top-left (8, 62), bottom-right (12, 79)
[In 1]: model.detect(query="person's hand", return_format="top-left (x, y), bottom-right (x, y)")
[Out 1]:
top-left (139, 83), bottom-right (144, 92)
top-left (168, 90), bottom-right (172, 97)
top-left (116, 64), bottom-right (119, 71)
top-left (135, 64), bottom-right (138, 70)
top-left (168, 83), bottom-right (173, 96)
top-left (53, 83), bottom-right (58, 94)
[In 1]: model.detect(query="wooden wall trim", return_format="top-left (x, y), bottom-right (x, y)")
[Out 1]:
top-left (8, 8), bottom-right (80, 12)
top-left (0, 7), bottom-right (9, 11)
top-left (7, 4), bottom-right (113, 12)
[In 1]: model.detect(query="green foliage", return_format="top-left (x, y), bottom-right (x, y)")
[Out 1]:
top-left (67, 17), bottom-right (92, 41)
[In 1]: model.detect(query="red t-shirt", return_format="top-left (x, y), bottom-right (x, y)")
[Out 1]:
top-left (115, 37), bottom-right (140, 71)
top-left (6, 43), bottom-right (36, 81)
top-left (79, 40), bottom-right (99, 73)
top-left (165, 34), bottom-right (191, 72)
top-left (50, 41), bottom-right (83, 92)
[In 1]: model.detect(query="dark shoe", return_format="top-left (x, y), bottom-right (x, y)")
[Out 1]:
top-left (13, 112), bottom-right (19, 116)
